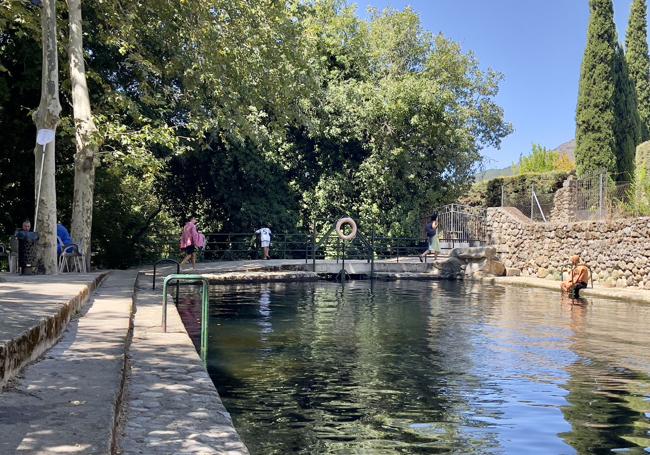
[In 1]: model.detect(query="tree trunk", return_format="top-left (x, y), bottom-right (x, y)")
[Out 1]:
top-left (33, 0), bottom-right (61, 275)
top-left (67, 0), bottom-right (98, 271)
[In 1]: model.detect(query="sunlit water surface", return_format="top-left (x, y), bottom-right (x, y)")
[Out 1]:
top-left (177, 280), bottom-right (650, 454)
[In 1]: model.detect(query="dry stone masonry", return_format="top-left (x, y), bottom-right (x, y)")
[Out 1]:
top-left (487, 207), bottom-right (650, 289)
top-left (549, 175), bottom-right (578, 222)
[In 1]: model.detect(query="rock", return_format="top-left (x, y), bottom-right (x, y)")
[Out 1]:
top-left (464, 261), bottom-right (481, 277)
top-left (506, 268), bottom-right (521, 277)
top-left (450, 247), bottom-right (496, 260)
top-left (482, 259), bottom-right (506, 277)
top-left (438, 257), bottom-right (464, 279)
top-left (537, 267), bottom-right (549, 279)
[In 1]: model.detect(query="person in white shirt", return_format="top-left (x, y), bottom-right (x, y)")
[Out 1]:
top-left (255, 224), bottom-right (272, 259)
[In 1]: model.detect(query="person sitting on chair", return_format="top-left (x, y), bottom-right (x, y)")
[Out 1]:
top-left (561, 255), bottom-right (590, 296)
top-left (56, 222), bottom-right (73, 255)
top-left (15, 219), bottom-right (39, 275)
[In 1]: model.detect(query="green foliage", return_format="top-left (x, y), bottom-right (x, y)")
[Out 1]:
top-left (457, 180), bottom-right (489, 207)
top-left (576, 0), bottom-right (618, 176)
top-left (627, 166), bottom-right (650, 215)
top-left (613, 43), bottom-right (642, 180)
top-left (626, 0), bottom-right (650, 140)
top-left (515, 144), bottom-right (561, 174)
top-left (620, 140), bottom-right (650, 216)
top-left (636, 140), bottom-right (650, 172)
top-left (577, 0), bottom-right (644, 180)
top-left (93, 148), bottom-right (176, 269)
top-left (1, 0), bottom-right (512, 265)
top-left (512, 144), bottom-right (575, 175)
top-left (461, 172), bottom-right (569, 208)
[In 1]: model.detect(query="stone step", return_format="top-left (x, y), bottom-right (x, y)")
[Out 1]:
top-left (0, 270), bottom-right (136, 454)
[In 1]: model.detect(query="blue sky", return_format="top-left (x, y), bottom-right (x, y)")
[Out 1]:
top-left (358, 0), bottom-right (639, 169)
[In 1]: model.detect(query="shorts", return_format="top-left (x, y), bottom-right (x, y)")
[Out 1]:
top-left (571, 281), bottom-right (588, 298)
top-left (261, 241), bottom-right (270, 248)
top-left (185, 245), bottom-right (195, 254)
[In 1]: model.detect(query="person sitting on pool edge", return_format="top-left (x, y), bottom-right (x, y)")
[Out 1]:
top-left (561, 255), bottom-right (590, 296)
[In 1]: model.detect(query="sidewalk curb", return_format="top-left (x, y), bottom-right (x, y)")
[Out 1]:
top-left (110, 271), bottom-right (138, 454)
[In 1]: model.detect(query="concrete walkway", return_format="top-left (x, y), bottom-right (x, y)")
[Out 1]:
top-left (119, 274), bottom-right (248, 454)
top-left (0, 271), bottom-right (135, 454)
top-left (146, 258), bottom-right (440, 288)
top-left (0, 272), bottom-right (106, 388)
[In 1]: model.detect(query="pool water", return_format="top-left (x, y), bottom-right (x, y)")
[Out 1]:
top-left (177, 280), bottom-right (650, 454)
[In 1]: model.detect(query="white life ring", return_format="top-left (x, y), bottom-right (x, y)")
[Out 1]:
top-left (335, 217), bottom-right (357, 241)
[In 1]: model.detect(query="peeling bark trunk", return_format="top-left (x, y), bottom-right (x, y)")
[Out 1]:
top-left (68, 0), bottom-right (98, 271)
top-left (33, 0), bottom-right (61, 275)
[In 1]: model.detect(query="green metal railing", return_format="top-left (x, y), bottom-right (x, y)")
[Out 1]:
top-left (162, 274), bottom-right (210, 364)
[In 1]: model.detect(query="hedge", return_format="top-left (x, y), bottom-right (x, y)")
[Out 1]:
top-left (460, 171), bottom-right (571, 208)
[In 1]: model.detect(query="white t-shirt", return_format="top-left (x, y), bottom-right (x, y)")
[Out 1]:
top-left (255, 227), bottom-right (272, 242)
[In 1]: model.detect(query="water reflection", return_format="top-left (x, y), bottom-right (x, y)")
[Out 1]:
top-left (559, 297), bottom-right (650, 454)
top-left (177, 281), bottom-right (650, 454)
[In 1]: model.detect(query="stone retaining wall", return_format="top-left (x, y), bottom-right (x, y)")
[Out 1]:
top-left (487, 207), bottom-right (650, 288)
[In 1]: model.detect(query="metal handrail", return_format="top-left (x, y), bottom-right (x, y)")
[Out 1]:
top-left (152, 258), bottom-right (180, 289)
top-left (162, 274), bottom-right (210, 364)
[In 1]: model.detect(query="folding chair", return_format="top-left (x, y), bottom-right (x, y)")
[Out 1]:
top-left (58, 238), bottom-right (86, 273)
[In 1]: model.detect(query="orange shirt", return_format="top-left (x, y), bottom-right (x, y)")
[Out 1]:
top-left (572, 265), bottom-right (590, 284)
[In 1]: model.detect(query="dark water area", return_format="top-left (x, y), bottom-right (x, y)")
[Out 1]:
top-left (177, 280), bottom-right (650, 454)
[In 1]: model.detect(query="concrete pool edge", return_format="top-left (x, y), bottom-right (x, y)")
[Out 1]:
top-left (481, 276), bottom-right (650, 304)
top-left (119, 272), bottom-right (249, 454)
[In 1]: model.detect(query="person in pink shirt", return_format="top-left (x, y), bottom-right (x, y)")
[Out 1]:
top-left (196, 231), bottom-right (206, 260)
top-left (180, 216), bottom-right (200, 269)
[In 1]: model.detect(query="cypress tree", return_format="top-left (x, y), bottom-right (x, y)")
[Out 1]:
top-left (576, 0), bottom-right (618, 176)
top-left (626, 0), bottom-right (650, 140)
top-left (614, 43), bottom-right (642, 179)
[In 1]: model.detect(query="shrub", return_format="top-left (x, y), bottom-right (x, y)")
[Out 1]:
top-left (514, 144), bottom-right (576, 175)
top-left (461, 171), bottom-right (570, 208)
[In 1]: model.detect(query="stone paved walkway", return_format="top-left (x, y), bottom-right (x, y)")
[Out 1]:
top-left (119, 274), bottom-right (248, 454)
top-left (0, 270), bottom-right (135, 454)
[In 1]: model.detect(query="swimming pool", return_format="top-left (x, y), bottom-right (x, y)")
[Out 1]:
top-left (178, 280), bottom-right (650, 454)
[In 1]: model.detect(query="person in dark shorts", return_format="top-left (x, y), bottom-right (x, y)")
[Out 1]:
top-left (419, 213), bottom-right (440, 262)
top-left (561, 255), bottom-right (590, 296)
